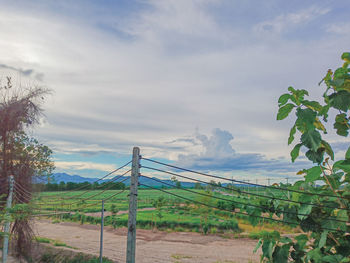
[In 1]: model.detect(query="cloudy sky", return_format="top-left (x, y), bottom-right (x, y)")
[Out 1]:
top-left (0, 0), bottom-right (349, 183)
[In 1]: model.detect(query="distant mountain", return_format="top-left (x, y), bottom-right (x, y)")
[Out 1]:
top-left (36, 172), bottom-right (198, 188)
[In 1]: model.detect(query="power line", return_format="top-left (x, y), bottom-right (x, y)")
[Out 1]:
top-left (41, 160), bottom-right (132, 198)
top-left (141, 158), bottom-right (346, 200)
top-left (140, 175), bottom-right (348, 224)
top-left (30, 188), bottom-right (126, 217)
top-left (36, 175), bottom-right (130, 207)
top-left (14, 182), bottom-right (32, 197)
top-left (142, 166), bottom-right (349, 211)
top-left (40, 169), bottom-right (131, 203)
top-left (139, 182), bottom-right (347, 233)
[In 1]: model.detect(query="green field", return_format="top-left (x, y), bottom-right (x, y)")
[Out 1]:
top-left (31, 188), bottom-right (298, 235)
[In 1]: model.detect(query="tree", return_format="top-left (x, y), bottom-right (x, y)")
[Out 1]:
top-left (171, 176), bottom-right (181, 188)
top-left (0, 77), bottom-right (53, 258)
top-left (152, 196), bottom-right (166, 226)
top-left (255, 53), bottom-right (350, 262)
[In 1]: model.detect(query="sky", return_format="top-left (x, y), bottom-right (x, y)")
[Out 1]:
top-left (0, 0), bottom-right (349, 183)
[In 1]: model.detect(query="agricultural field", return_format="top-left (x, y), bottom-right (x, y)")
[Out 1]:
top-left (28, 187), bottom-right (300, 262)
top-left (32, 187), bottom-right (298, 236)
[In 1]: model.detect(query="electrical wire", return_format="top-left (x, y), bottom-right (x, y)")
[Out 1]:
top-left (142, 166), bottom-right (350, 211)
top-left (141, 157), bottom-right (347, 200)
top-left (30, 188), bottom-right (126, 217)
top-left (139, 182), bottom-right (347, 233)
top-left (140, 175), bottom-right (348, 224)
top-left (36, 175), bottom-right (130, 207)
top-left (39, 169), bottom-right (131, 203)
top-left (41, 160), bottom-right (132, 198)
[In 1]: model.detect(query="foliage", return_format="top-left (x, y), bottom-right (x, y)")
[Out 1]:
top-left (0, 77), bottom-right (53, 258)
top-left (40, 250), bottom-right (114, 263)
top-left (152, 196), bottom-right (166, 220)
top-left (256, 53), bottom-right (350, 262)
top-left (110, 204), bottom-right (118, 215)
top-left (39, 180), bottom-right (125, 192)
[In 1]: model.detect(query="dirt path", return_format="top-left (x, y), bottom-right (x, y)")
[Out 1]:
top-left (34, 220), bottom-right (261, 263)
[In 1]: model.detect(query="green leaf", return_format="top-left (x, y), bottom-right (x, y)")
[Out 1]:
top-left (279, 236), bottom-right (292, 244)
top-left (321, 140), bottom-right (334, 160)
top-left (253, 239), bottom-right (263, 253)
top-left (288, 125), bottom-right (296, 145)
top-left (296, 108), bottom-right (317, 131)
top-left (272, 245), bottom-right (289, 263)
top-left (295, 234), bottom-right (308, 248)
top-left (334, 120), bottom-right (349, 137)
top-left (298, 204), bottom-right (313, 220)
top-left (302, 100), bottom-right (322, 111)
top-left (333, 160), bottom-right (350, 173)
top-left (319, 104), bottom-right (330, 118)
top-left (262, 240), bottom-right (274, 260)
top-left (291, 143), bottom-right (302, 162)
top-left (329, 91), bottom-right (350, 111)
top-left (318, 231), bottom-right (328, 248)
top-left (301, 130), bottom-right (322, 151)
top-left (346, 146), bottom-right (350, 160)
top-left (305, 149), bottom-right (324, 164)
top-left (304, 166), bottom-right (322, 183)
top-left (307, 248), bottom-right (322, 262)
top-left (342, 52), bottom-right (350, 63)
top-left (278, 93), bottom-right (292, 106)
top-left (288, 86), bottom-right (296, 93)
top-left (322, 255), bottom-right (343, 263)
top-left (337, 209), bottom-right (349, 222)
top-left (277, 103), bottom-right (295, 120)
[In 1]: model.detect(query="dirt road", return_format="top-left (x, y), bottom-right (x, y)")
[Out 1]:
top-left (34, 220), bottom-right (261, 263)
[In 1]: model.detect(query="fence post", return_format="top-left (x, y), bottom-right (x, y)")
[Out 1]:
top-left (2, 175), bottom-right (14, 263)
top-left (126, 147), bottom-right (140, 263)
top-left (99, 199), bottom-right (104, 263)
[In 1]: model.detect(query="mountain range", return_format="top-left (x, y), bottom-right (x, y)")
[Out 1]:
top-left (39, 172), bottom-right (199, 188)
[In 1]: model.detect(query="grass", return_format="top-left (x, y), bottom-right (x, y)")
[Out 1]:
top-left (53, 241), bottom-right (68, 247)
top-left (35, 236), bottom-right (51, 243)
top-left (40, 251), bottom-right (113, 263)
top-left (171, 253), bottom-right (192, 259)
top-left (35, 236), bottom-right (75, 249)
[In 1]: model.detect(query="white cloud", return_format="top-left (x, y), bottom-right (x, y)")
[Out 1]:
top-left (254, 6), bottom-right (330, 34)
top-left (0, 1), bottom-right (348, 176)
top-left (55, 161), bottom-right (117, 172)
top-left (326, 23), bottom-right (350, 35)
top-left (176, 128), bottom-right (308, 173)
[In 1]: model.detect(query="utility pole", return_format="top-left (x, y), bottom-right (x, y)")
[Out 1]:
top-left (2, 175), bottom-right (14, 263)
top-left (99, 200), bottom-right (104, 263)
top-left (126, 147), bottom-right (140, 263)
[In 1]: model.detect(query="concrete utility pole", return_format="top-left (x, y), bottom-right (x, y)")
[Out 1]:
top-left (2, 175), bottom-right (14, 263)
top-left (99, 200), bottom-right (104, 263)
top-left (126, 147), bottom-right (140, 263)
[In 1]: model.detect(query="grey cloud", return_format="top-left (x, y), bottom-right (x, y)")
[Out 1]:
top-left (0, 64), bottom-right (44, 81)
top-left (176, 128), bottom-right (309, 173)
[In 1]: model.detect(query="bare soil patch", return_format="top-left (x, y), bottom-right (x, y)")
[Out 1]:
top-left (34, 219), bottom-right (261, 263)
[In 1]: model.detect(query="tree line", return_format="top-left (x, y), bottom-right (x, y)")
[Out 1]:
top-left (34, 181), bottom-right (126, 192)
